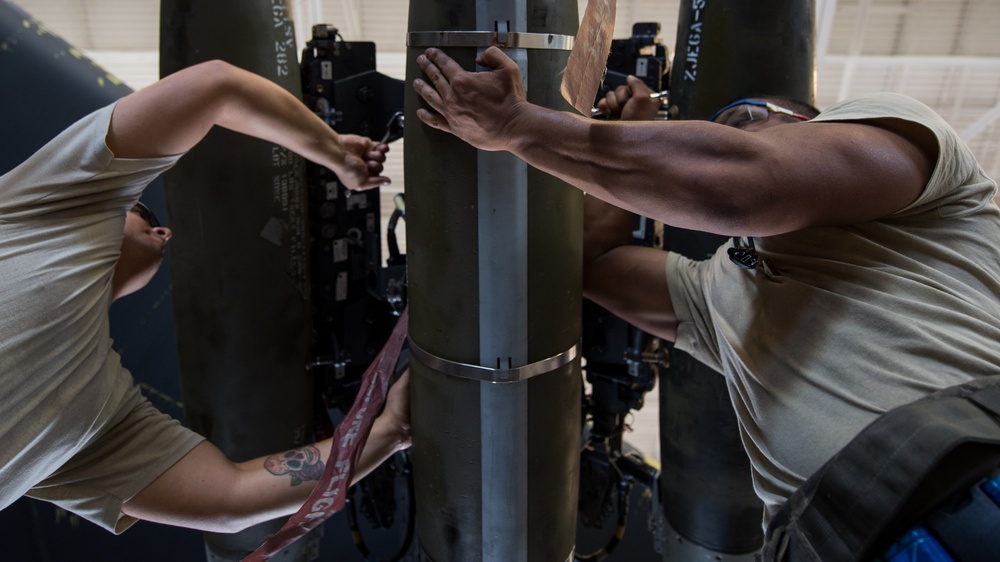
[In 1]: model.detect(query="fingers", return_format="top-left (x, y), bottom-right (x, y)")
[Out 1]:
top-left (613, 84), bottom-right (633, 106)
top-left (597, 83), bottom-right (631, 120)
top-left (425, 47), bottom-right (470, 81)
top-left (356, 174), bottom-right (391, 190)
top-left (414, 107), bottom-right (452, 135)
top-left (412, 68), bottom-right (450, 133)
top-left (413, 46), bottom-right (516, 148)
top-left (361, 149), bottom-right (389, 189)
top-left (414, 47), bottom-right (515, 109)
top-left (414, 49), bottom-right (463, 125)
top-left (602, 88), bottom-right (623, 117)
top-left (365, 146), bottom-right (388, 164)
top-left (386, 369), bottom-right (411, 443)
top-left (415, 52), bottom-right (452, 105)
top-left (625, 74), bottom-right (655, 96)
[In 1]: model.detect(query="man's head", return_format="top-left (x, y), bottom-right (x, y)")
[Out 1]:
top-left (113, 202), bottom-right (172, 300)
top-left (709, 97), bottom-right (819, 131)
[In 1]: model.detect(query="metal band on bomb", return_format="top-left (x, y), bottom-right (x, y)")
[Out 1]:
top-left (409, 339), bottom-right (579, 383)
top-left (408, 30), bottom-right (574, 50)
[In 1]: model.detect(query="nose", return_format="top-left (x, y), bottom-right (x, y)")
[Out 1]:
top-left (154, 226), bottom-right (173, 243)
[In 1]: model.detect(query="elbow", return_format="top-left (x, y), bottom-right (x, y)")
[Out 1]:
top-left (200, 515), bottom-right (254, 536)
top-left (197, 467), bottom-right (280, 535)
top-left (150, 509), bottom-right (260, 535)
top-left (192, 59), bottom-right (239, 77)
top-left (220, 513), bottom-right (271, 535)
top-left (702, 199), bottom-right (756, 235)
top-left (583, 197), bottom-right (636, 268)
top-left (581, 269), bottom-right (603, 300)
top-left (196, 502), bottom-right (273, 535)
top-left (182, 59), bottom-right (244, 100)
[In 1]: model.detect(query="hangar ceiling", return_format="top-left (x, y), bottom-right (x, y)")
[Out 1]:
top-left (11, 0), bottom-right (1000, 185)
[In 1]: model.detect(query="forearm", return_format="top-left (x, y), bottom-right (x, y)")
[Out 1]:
top-left (234, 416), bottom-right (410, 522)
top-left (582, 196), bottom-right (679, 341)
top-left (352, 414), bottom-right (410, 483)
top-left (211, 65), bottom-right (347, 172)
top-left (124, 412), bottom-right (410, 534)
top-left (505, 104), bottom-right (759, 235)
top-left (108, 61), bottom-right (377, 187)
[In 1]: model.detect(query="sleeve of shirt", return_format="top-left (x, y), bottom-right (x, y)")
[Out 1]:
top-left (27, 384), bottom-right (205, 534)
top-left (0, 102), bottom-right (183, 221)
top-left (809, 92), bottom-right (996, 219)
top-left (665, 251), bottom-right (726, 374)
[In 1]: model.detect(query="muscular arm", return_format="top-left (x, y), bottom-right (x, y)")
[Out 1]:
top-left (582, 80), bottom-right (678, 340)
top-left (583, 196), bottom-right (677, 340)
top-left (414, 47), bottom-right (934, 236)
top-left (108, 59), bottom-right (389, 190)
top-left (506, 109), bottom-right (932, 235)
top-left (122, 372), bottom-right (411, 534)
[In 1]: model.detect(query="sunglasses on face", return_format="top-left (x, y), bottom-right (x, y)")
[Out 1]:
top-left (131, 201), bottom-right (162, 228)
top-left (709, 99), bottom-right (811, 128)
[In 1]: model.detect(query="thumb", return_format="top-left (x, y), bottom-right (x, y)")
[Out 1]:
top-left (476, 46), bottom-right (514, 70)
top-left (625, 75), bottom-right (653, 95)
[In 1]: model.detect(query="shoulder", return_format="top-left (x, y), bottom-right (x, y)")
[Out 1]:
top-left (1, 104), bottom-right (118, 216)
top-left (813, 93), bottom-right (943, 125)
top-left (809, 93), bottom-right (947, 167)
top-left (814, 93), bottom-right (995, 215)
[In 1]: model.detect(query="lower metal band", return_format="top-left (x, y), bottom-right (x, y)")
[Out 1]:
top-left (409, 338), bottom-right (578, 384)
top-left (408, 31), bottom-right (573, 51)
top-left (418, 547), bottom-right (573, 562)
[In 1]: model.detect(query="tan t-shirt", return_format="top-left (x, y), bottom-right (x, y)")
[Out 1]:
top-left (0, 103), bottom-right (203, 532)
top-left (666, 92), bottom-right (1000, 524)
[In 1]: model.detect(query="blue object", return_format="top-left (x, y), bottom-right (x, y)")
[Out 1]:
top-left (981, 473), bottom-right (1000, 507)
top-left (881, 527), bottom-right (955, 562)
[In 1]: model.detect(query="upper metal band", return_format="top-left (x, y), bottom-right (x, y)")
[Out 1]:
top-left (408, 338), bottom-right (578, 384)
top-left (407, 31), bottom-right (574, 51)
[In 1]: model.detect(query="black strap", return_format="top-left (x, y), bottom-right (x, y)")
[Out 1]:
top-left (762, 377), bottom-right (1000, 561)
